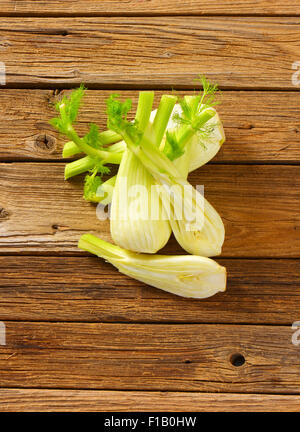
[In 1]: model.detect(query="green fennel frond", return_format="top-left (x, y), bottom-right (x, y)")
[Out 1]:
top-left (172, 76), bottom-right (220, 132)
top-left (106, 94), bottom-right (141, 142)
top-left (49, 85), bottom-right (86, 135)
top-left (83, 123), bottom-right (104, 150)
top-left (50, 86), bottom-right (104, 151)
top-left (84, 174), bottom-right (102, 202)
top-left (83, 163), bottom-right (110, 202)
top-left (62, 84), bottom-right (86, 124)
top-left (194, 75), bottom-right (220, 112)
top-left (94, 161), bottom-right (110, 176)
top-left (161, 76), bottom-right (220, 161)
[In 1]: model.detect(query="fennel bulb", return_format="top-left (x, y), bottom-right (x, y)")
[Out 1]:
top-left (79, 233), bottom-right (226, 299)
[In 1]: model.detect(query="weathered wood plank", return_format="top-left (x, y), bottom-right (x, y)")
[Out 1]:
top-left (1, 1), bottom-right (300, 16)
top-left (1, 89), bottom-right (300, 163)
top-left (0, 163), bottom-right (299, 256)
top-left (0, 322), bottom-right (299, 393)
top-left (0, 18), bottom-right (300, 88)
top-left (1, 389), bottom-right (300, 412)
top-left (0, 257), bottom-right (299, 324)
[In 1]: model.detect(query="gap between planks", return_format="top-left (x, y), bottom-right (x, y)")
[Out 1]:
top-left (3, 83), bottom-right (300, 91)
top-left (0, 321), bottom-right (297, 326)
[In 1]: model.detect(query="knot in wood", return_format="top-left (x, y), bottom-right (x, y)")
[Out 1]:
top-left (0, 208), bottom-right (10, 221)
top-left (34, 134), bottom-right (56, 154)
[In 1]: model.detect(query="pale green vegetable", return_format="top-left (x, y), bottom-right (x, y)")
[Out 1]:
top-left (71, 106), bottom-right (225, 206)
top-left (78, 233), bottom-right (227, 299)
top-left (90, 175), bottom-right (116, 205)
top-left (160, 99), bottom-right (225, 256)
top-left (106, 90), bottom-right (225, 257)
top-left (62, 129), bottom-right (122, 158)
top-left (62, 104), bottom-right (224, 182)
top-left (110, 92), bottom-right (176, 253)
top-left (110, 147), bottom-right (171, 252)
top-left (150, 105), bottom-right (225, 174)
top-left (51, 79), bottom-right (225, 257)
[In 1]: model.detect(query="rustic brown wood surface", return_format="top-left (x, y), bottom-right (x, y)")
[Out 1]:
top-left (0, 322), bottom-right (299, 393)
top-left (0, 89), bottom-right (300, 163)
top-left (1, 1), bottom-right (300, 16)
top-left (1, 389), bottom-right (300, 412)
top-left (0, 257), bottom-right (299, 324)
top-left (0, 17), bottom-right (300, 89)
top-left (1, 163), bottom-right (299, 256)
top-left (0, 1), bottom-right (300, 413)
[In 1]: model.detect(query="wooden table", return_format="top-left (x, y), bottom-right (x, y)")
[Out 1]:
top-left (0, 1), bottom-right (300, 412)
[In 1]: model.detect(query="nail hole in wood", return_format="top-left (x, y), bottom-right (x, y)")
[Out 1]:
top-left (230, 353), bottom-right (245, 367)
top-left (184, 360), bottom-right (192, 364)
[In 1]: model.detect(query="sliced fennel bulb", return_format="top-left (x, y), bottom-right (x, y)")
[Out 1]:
top-left (150, 104), bottom-right (225, 173)
top-left (169, 196), bottom-right (225, 256)
top-left (79, 233), bottom-right (226, 299)
top-left (149, 101), bottom-right (225, 256)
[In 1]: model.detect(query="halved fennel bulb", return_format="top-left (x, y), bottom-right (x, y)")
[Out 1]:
top-left (169, 195), bottom-right (225, 256)
top-left (150, 105), bottom-right (225, 173)
top-left (147, 106), bottom-right (225, 257)
top-left (79, 233), bottom-right (227, 299)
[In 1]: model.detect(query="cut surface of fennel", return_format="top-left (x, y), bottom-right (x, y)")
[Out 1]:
top-left (79, 233), bottom-right (227, 299)
top-left (150, 104), bottom-right (225, 173)
top-left (158, 104), bottom-right (225, 256)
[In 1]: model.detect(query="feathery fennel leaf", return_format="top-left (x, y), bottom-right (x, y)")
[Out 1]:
top-left (106, 94), bottom-right (142, 144)
top-left (49, 84), bottom-right (86, 135)
top-left (172, 76), bottom-right (219, 132)
top-left (83, 162), bottom-right (110, 203)
top-left (162, 76), bottom-right (220, 161)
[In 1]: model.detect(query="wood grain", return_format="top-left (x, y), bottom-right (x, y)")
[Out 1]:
top-left (1, 163), bottom-right (299, 256)
top-left (1, 1), bottom-right (300, 16)
top-left (0, 257), bottom-right (299, 324)
top-left (1, 389), bottom-right (300, 412)
top-left (0, 4), bottom-right (299, 408)
top-left (0, 322), bottom-right (299, 393)
top-left (1, 89), bottom-right (300, 163)
top-left (0, 17), bottom-right (300, 88)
